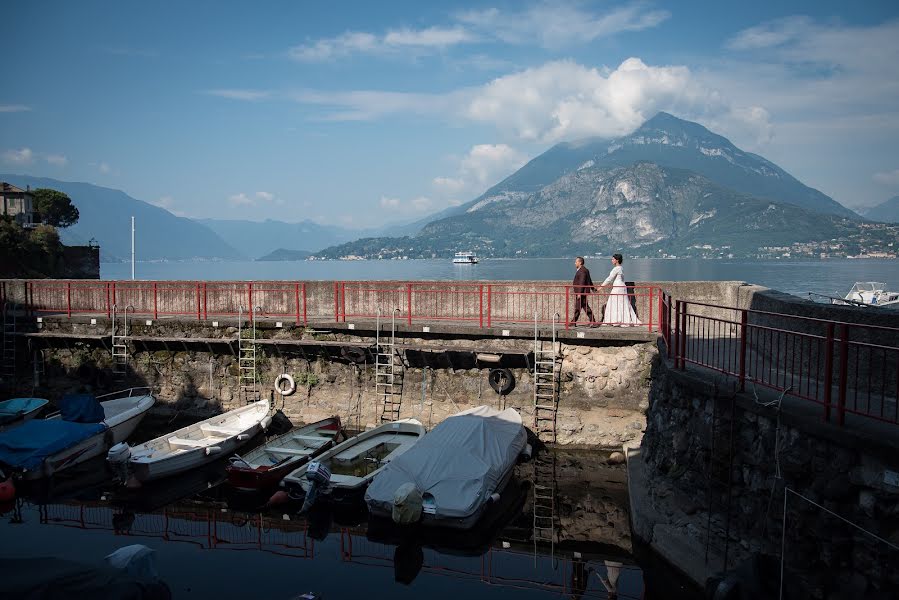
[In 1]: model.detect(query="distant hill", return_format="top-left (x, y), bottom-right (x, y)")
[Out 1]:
top-left (461, 112), bottom-right (854, 219)
top-left (197, 218), bottom-right (360, 257)
top-left (315, 163), bottom-right (867, 259)
top-left (0, 175), bottom-right (239, 261)
top-left (863, 196), bottom-right (899, 223)
top-left (256, 248), bottom-right (312, 261)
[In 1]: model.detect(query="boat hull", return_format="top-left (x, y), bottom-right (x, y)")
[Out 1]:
top-left (225, 417), bottom-right (343, 492)
top-left (23, 406), bottom-right (153, 480)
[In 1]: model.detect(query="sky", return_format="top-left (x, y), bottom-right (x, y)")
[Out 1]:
top-left (2, 1), bottom-right (899, 228)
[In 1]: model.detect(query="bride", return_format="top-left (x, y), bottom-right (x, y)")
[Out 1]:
top-left (600, 254), bottom-right (642, 327)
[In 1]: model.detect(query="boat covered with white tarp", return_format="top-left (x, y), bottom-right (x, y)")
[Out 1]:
top-left (365, 406), bottom-right (527, 529)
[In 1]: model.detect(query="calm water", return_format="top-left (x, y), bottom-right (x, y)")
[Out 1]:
top-left (0, 443), bottom-right (700, 600)
top-left (102, 258), bottom-right (899, 300)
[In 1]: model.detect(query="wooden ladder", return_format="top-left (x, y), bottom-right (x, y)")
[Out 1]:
top-left (376, 308), bottom-right (403, 423)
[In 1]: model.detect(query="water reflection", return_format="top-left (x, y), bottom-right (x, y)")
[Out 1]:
top-left (1, 449), bottom-right (697, 599)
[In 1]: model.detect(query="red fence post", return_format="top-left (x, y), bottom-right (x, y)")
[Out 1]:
top-left (105, 282), bottom-right (111, 318)
top-left (153, 282), bottom-right (158, 320)
top-left (196, 283), bottom-right (201, 321)
top-left (823, 322), bottom-right (835, 422)
top-left (837, 324), bottom-right (849, 426)
top-left (248, 282), bottom-right (253, 321)
top-left (295, 283), bottom-right (301, 326)
top-left (479, 285), bottom-right (484, 328)
top-left (487, 285), bottom-right (492, 328)
top-left (334, 281), bottom-right (339, 322)
top-left (302, 283), bottom-right (307, 326)
top-left (406, 283), bottom-right (412, 326)
top-left (341, 282), bottom-right (347, 323)
top-left (66, 281), bottom-right (72, 318)
top-left (738, 309), bottom-right (748, 391)
top-left (111, 281), bottom-right (117, 316)
top-left (647, 287), bottom-right (653, 332)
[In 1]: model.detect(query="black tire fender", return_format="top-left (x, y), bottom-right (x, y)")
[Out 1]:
top-left (488, 368), bottom-right (515, 395)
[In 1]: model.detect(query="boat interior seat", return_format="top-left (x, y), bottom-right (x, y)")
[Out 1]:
top-left (266, 446), bottom-right (314, 456)
top-left (333, 436), bottom-right (387, 462)
top-left (200, 424), bottom-right (241, 436)
top-left (291, 434), bottom-right (330, 447)
top-left (168, 436), bottom-right (210, 448)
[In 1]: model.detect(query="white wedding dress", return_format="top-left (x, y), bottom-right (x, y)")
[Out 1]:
top-left (600, 265), bottom-right (642, 326)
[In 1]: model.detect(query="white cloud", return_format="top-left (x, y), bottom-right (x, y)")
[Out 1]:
top-left (410, 196), bottom-right (433, 211)
top-left (2, 147), bottom-right (34, 164)
top-left (379, 196), bottom-right (402, 209)
top-left (289, 26), bottom-right (474, 62)
top-left (0, 105), bottom-right (31, 113)
top-left (293, 58), bottom-right (746, 143)
top-left (98, 162), bottom-right (111, 174)
top-left (205, 89), bottom-right (272, 101)
top-left (433, 143), bottom-right (527, 203)
top-left (44, 154), bottom-right (68, 167)
top-left (457, 1), bottom-right (670, 48)
top-left (228, 191), bottom-right (279, 207)
top-left (874, 169), bottom-right (899, 186)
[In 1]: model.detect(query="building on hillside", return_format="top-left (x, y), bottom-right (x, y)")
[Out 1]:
top-left (0, 182), bottom-right (34, 227)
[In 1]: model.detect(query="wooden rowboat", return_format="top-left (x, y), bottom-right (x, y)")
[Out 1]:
top-left (225, 416), bottom-right (345, 491)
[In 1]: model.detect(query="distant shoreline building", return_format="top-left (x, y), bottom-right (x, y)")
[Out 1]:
top-left (0, 182), bottom-right (35, 227)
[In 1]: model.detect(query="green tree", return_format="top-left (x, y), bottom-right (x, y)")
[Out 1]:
top-left (32, 188), bottom-right (79, 228)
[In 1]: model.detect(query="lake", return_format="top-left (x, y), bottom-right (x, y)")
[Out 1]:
top-left (101, 258), bottom-right (899, 300)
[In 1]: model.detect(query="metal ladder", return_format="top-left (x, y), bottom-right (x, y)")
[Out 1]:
top-left (238, 306), bottom-right (258, 404)
top-left (533, 312), bottom-right (561, 443)
top-left (2, 302), bottom-right (17, 388)
top-left (705, 388), bottom-right (736, 571)
top-left (111, 304), bottom-right (131, 381)
top-left (376, 308), bottom-right (403, 423)
top-left (532, 451), bottom-right (558, 566)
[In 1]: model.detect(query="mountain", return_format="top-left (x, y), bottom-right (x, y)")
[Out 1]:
top-left (462, 112), bottom-right (854, 220)
top-left (0, 175), bottom-right (239, 261)
top-left (314, 163), bottom-right (869, 259)
top-left (256, 248), bottom-right (312, 261)
top-left (863, 196), bottom-right (899, 223)
top-left (197, 218), bottom-right (360, 257)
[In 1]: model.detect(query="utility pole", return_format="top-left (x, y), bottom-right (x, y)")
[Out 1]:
top-left (131, 216), bottom-right (135, 280)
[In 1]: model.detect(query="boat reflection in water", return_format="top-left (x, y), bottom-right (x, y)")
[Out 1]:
top-left (2, 450), bottom-right (703, 599)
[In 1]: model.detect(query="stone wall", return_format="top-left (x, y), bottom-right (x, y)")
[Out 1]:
top-left (635, 351), bottom-right (899, 597)
top-left (22, 317), bottom-right (657, 448)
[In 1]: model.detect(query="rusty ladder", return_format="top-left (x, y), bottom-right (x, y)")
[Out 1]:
top-left (376, 307), bottom-right (403, 423)
top-left (533, 312), bottom-right (560, 443)
top-left (111, 304), bottom-right (131, 382)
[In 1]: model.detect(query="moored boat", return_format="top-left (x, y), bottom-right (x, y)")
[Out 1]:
top-left (107, 399), bottom-right (271, 484)
top-left (225, 416), bottom-right (345, 491)
top-left (281, 419), bottom-right (425, 506)
top-left (452, 251), bottom-right (478, 264)
top-left (833, 282), bottom-right (899, 307)
top-left (365, 406), bottom-right (528, 529)
top-left (0, 398), bottom-right (49, 433)
top-left (0, 388), bottom-right (155, 480)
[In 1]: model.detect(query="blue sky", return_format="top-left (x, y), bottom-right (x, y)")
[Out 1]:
top-left (2, 1), bottom-right (899, 227)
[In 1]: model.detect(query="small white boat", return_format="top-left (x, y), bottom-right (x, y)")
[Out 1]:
top-left (832, 282), bottom-right (899, 307)
top-left (281, 419), bottom-right (425, 505)
top-left (108, 399), bottom-right (271, 484)
top-left (0, 389), bottom-right (155, 480)
top-left (0, 398), bottom-right (49, 433)
top-left (453, 251), bottom-right (479, 264)
top-left (365, 406), bottom-right (527, 529)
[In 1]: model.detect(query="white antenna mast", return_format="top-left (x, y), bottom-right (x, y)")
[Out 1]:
top-left (131, 216), bottom-right (135, 280)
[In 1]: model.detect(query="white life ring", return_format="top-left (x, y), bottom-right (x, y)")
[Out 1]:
top-left (274, 373), bottom-right (296, 397)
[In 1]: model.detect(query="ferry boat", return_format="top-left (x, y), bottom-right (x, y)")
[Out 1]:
top-left (833, 282), bottom-right (899, 307)
top-left (453, 251), bottom-right (478, 264)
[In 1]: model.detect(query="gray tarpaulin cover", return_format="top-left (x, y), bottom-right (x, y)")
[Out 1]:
top-left (365, 406), bottom-right (526, 521)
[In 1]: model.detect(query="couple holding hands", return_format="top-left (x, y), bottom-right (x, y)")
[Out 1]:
top-left (570, 254), bottom-right (641, 328)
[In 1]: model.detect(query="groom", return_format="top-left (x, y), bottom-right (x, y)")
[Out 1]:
top-left (570, 256), bottom-right (597, 327)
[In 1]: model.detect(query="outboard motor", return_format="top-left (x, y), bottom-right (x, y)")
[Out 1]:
top-left (301, 461), bottom-right (331, 513)
top-left (107, 442), bottom-right (132, 483)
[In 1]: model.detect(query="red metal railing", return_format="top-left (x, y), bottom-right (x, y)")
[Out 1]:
top-left (17, 279), bottom-right (665, 332)
top-left (669, 300), bottom-right (899, 427)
